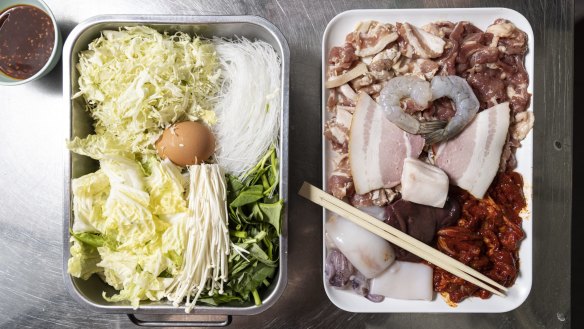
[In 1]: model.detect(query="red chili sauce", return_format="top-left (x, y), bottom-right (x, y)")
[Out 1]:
top-left (0, 5), bottom-right (55, 79)
top-left (432, 172), bottom-right (527, 304)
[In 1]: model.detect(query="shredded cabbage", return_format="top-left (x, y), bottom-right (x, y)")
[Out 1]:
top-left (70, 26), bottom-right (220, 158)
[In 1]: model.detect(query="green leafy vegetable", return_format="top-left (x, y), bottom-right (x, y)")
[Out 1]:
top-left (230, 185), bottom-right (264, 207)
top-left (210, 147), bottom-right (283, 306)
top-left (71, 231), bottom-right (105, 248)
top-left (68, 237), bottom-right (102, 280)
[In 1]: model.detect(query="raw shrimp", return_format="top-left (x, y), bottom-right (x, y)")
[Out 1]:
top-left (424, 76), bottom-right (480, 145)
top-left (378, 76), bottom-right (447, 135)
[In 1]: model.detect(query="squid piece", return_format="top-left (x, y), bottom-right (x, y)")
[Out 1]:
top-left (325, 249), bottom-right (354, 287)
top-left (369, 261), bottom-right (434, 301)
top-left (326, 215), bottom-right (395, 278)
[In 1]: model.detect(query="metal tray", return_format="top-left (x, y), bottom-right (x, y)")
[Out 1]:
top-left (62, 14), bottom-right (289, 321)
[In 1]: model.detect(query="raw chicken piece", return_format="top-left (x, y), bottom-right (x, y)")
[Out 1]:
top-left (326, 215), bottom-right (395, 278)
top-left (434, 102), bottom-right (511, 198)
top-left (370, 261), bottom-right (434, 301)
top-left (349, 93), bottom-right (424, 194)
top-left (401, 158), bottom-right (449, 208)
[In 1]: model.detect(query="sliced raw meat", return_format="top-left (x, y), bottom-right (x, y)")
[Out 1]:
top-left (434, 102), bottom-right (511, 198)
top-left (349, 93), bottom-right (425, 195)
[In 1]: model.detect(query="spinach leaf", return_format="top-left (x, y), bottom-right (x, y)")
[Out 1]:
top-left (230, 185), bottom-right (264, 207)
top-left (206, 146), bottom-right (282, 306)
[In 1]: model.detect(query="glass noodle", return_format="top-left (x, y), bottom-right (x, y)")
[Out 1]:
top-left (212, 38), bottom-right (281, 178)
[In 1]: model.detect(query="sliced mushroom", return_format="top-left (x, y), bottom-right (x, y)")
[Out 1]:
top-left (397, 23), bottom-right (446, 59)
top-left (325, 62), bottom-right (368, 89)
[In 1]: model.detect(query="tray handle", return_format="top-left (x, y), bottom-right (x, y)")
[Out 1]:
top-left (127, 314), bottom-right (232, 327)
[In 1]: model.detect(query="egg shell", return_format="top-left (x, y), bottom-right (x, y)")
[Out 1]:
top-left (156, 121), bottom-right (215, 167)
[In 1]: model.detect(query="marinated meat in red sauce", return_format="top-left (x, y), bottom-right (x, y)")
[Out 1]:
top-left (433, 172), bottom-right (526, 303)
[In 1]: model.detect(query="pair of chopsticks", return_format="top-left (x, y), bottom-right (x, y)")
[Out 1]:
top-left (298, 182), bottom-right (507, 297)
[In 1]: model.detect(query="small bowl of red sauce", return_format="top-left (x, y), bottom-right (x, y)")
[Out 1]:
top-left (0, 0), bottom-right (62, 85)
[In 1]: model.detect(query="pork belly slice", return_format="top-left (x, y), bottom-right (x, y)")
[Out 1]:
top-left (349, 93), bottom-right (425, 195)
top-left (435, 102), bottom-right (511, 199)
top-left (401, 158), bottom-right (449, 208)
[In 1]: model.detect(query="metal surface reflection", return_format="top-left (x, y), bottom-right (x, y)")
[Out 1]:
top-left (0, 0), bottom-right (572, 328)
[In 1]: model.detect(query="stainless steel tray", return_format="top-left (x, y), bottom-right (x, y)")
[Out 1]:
top-left (62, 14), bottom-right (289, 320)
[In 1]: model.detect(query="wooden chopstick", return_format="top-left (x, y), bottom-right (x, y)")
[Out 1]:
top-left (299, 182), bottom-right (507, 297)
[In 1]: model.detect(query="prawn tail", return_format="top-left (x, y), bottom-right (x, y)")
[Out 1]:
top-left (424, 128), bottom-right (447, 145)
top-left (418, 120), bottom-right (447, 134)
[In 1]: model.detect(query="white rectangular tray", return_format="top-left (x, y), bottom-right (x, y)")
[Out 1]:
top-left (321, 8), bottom-right (534, 313)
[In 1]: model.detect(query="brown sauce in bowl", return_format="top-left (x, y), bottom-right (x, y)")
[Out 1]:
top-left (0, 5), bottom-right (55, 80)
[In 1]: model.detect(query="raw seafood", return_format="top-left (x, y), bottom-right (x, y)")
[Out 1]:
top-left (424, 76), bottom-right (481, 145)
top-left (325, 249), bottom-right (354, 287)
top-left (370, 261), bottom-right (434, 301)
top-left (434, 102), bottom-right (511, 198)
top-left (350, 272), bottom-right (385, 303)
top-left (326, 216), bottom-right (395, 278)
top-left (400, 157), bottom-right (449, 208)
top-left (349, 93), bottom-right (425, 194)
top-left (377, 76), bottom-right (446, 135)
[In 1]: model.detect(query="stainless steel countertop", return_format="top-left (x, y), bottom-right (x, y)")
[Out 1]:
top-left (0, 0), bottom-right (572, 328)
